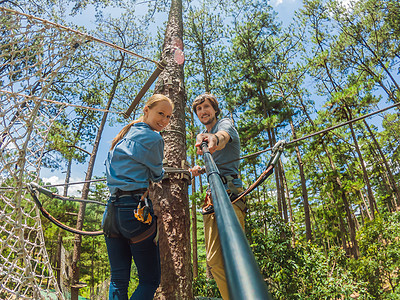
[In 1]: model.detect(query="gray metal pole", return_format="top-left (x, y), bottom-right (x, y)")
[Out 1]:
top-left (200, 142), bottom-right (273, 300)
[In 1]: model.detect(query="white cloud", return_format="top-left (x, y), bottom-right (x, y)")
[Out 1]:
top-left (339, 0), bottom-right (353, 6)
top-left (42, 175), bottom-right (85, 197)
top-left (270, 0), bottom-right (296, 7)
top-left (271, 0), bottom-right (356, 9)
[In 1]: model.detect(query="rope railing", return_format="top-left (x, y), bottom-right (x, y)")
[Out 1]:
top-left (200, 141), bottom-right (273, 300)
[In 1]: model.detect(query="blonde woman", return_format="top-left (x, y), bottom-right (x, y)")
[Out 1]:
top-left (103, 94), bottom-right (173, 299)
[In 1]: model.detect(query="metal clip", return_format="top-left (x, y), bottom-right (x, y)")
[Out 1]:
top-left (270, 140), bottom-right (286, 166)
top-left (272, 140), bottom-right (286, 153)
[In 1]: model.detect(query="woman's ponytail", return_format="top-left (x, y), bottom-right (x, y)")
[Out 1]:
top-left (110, 93), bottom-right (173, 150)
top-left (110, 116), bottom-right (144, 150)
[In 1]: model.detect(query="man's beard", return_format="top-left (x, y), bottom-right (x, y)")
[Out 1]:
top-left (202, 115), bottom-right (215, 125)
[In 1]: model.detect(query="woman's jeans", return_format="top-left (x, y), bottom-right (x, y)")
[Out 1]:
top-left (104, 195), bottom-right (160, 300)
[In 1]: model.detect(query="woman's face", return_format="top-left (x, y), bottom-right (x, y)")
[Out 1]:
top-left (143, 100), bottom-right (173, 131)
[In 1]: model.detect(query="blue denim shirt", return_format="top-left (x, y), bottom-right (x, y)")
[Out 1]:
top-left (105, 122), bottom-right (165, 195)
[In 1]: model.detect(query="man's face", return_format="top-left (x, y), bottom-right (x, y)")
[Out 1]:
top-left (195, 99), bottom-right (217, 126)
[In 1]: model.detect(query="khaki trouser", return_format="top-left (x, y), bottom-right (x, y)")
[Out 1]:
top-left (203, 200), bottom-right (245, 300)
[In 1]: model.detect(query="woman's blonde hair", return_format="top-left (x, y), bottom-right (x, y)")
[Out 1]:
top-left (110, 94), bottom-right (173, 150)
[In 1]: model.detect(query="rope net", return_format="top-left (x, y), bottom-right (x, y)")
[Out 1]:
top-left (0, 6), bottom-right (148, 299)
top-left (0, 7), bottom-right (82, 299)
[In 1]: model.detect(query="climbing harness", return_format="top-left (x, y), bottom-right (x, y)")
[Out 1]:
top-left (202, 189), bottom-right (213, 215)
top-left (201, 140), bottom-right (286, 215)
top-left (202, 186), bottom-right (246, 215)
top-left (134, 190), bottom-right (153, 225)
top-left (103, 189), bottom-right (158, 244)
top-left (28, 182), bottom-right (104, 236)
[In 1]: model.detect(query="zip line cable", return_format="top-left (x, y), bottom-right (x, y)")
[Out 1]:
top-left (287, 102), bottom-right (400, 146)
top-left (22, 102), bottom-right (400, 236)
top-left (9, 101), bottom-right (398, 192)
top-left (34, 167), bottom-right (190, 189)
top-left (208, 102), bottom-right (400, 208)
top-left (221, 101), bottom-right (400, 166)
top-left (28, 183), bottom-right (104, 236)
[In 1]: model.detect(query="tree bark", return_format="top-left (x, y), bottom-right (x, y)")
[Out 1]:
top-left (63, 115), bottom-right (86, 197)
top-left (191, 177), bottom-right (198, 279)
top-left (279, 160), bottom-right (296, 245)
top-left (152, 0), bottom-right (193, 298)
top-left (327, 193), bottom-right (349, 255)
top-left (277, 163), bottom-right (289, 223)
top-left (268, 130), bottom-right (283, 219)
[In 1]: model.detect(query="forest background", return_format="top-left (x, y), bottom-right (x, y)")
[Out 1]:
top-left (2, 0), bottom-right (400, 299)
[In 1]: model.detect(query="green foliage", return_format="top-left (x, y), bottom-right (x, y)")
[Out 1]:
top-left (6, 0), bottom-right (400, 298)
top-left (248, 206), bottom-right (301, 298)
top-left (193, 266), bottom-right (221, 298)
top-left (40, 179), bottom-right (110, 297)
top-left (248, 207), bottom-right (372, 299)
top-left (351, 212), bottom-right (400, 298)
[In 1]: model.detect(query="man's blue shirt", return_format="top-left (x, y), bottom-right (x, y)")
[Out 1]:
top-left (105, 122), bottom-right (164, 194)
top-left (204, 118), bottom-right (242, 187)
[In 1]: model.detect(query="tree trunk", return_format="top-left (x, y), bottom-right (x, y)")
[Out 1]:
top-left (191, 177), bottom-right (198, 279)
top-left (268, 130), bottom-right (283, 219)
top-left (56, 231), bottom-right (62, 287)
top-left (346, 115), bottom-right (376, 219)
top-left (70, 55), bottom-right (125, 300)
top-left (340, 188), bottom-right (360, 258)
top-left (328, 193), bottom-right (349, 255)
top-left (152, 0), bottom-right (193, 298)
top-left (277, 163), bottom-right (289, 223)
top-left (319, 136), bottom-right (360, 257)
top-left (64, 159), bottom-right (72, 197)
top-left (198, 174), bottom-right (212, 280)
top-left (290, 119), bottom-right (311, 241)
top-left (279, 160), bottom-right (296, 245)
top-left (64, 116), bottom-right (86, 197)
top-left (364, 120), bottom-right (400, 206)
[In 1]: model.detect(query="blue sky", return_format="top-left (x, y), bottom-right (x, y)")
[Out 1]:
top-left (40, 0), bottom-right (304, 195)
